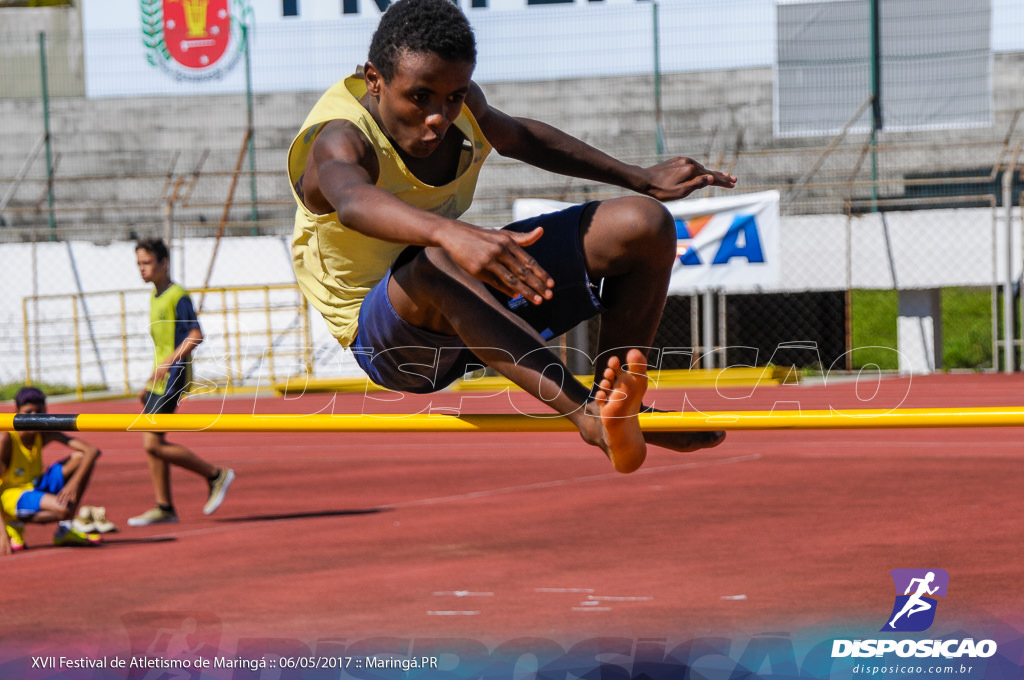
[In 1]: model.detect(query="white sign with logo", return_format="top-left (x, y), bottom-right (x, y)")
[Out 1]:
top-left (82, 0), bottom-right (254, 97)
top-left (140, 0), bottom-right (250, 82)
top-left (513, 190), bottom-right (780, 294)
top-left (79, 0), bottom-right (774, 98)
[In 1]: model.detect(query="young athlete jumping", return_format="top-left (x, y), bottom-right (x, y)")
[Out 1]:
top-left (288, 0), bottom-right (736, 472)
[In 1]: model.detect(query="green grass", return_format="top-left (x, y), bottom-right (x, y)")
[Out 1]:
top-left (850, 287), bottom-right (992, 371)
top-left (0, 382), bottom-right (105, 402)
top-left (850, 290), bottom-right (899, 370)
top-left (942, 288), bottom-right (993, 370)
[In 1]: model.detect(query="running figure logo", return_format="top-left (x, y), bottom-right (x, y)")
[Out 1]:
top-left (882, 569), bottom-right (949, 632)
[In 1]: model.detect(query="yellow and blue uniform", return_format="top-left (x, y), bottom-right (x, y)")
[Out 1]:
top-left (143, 283), bottom-right (200, 414)
top-left (287, 74), bottom-right (492, 347)
top-left (1, 432), bottom-right (64, 519)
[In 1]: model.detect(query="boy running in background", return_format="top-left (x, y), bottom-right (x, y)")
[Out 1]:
top-left (128, 238), bottom-right (234, 527)
top-left (1, 386), bottom-right (103, 554)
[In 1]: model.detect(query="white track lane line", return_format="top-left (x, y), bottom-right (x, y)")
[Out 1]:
top-left (18, 453), bottom-right (761, 558)
top-left (388, 454), bottom-right (762, 509)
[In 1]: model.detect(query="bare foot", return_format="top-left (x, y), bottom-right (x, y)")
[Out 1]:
top-left (593, 348), bottom-right (649, 474)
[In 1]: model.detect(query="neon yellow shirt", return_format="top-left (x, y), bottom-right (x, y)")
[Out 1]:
top-left (287, 75), bottom-right (492, 346)
top-left (147, 283), bottom-right (198, 396)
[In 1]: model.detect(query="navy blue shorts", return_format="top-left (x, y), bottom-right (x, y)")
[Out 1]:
top-left (353, 203), bottom-right (603, 394)
top-left (142, 365), bottom-right (189, 415)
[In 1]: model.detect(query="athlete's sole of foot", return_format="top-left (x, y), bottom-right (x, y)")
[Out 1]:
top-left (598, 350), bottom-right (651, 474)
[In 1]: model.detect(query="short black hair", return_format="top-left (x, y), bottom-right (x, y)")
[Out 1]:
top-left (368, 0), bottom-right (476, 82)
top-left (14, 385), bottom-right (46, 409)
top-left (136, 237), bottom-right (169, 262)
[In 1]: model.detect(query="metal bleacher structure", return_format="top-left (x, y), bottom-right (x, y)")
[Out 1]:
top-left (3, 57), bottom-right (1022, 243)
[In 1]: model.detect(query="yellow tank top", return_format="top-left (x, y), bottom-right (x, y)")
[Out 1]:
top-left (287, 75), bottom-right (492, 346)
top-left (2, 432), bottom-right (43, 489)
top-left (147, 283), bottom-right (194, 396)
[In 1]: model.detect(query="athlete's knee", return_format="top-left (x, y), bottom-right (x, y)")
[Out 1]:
top-left (63, 450), bottom-right (83, 470)
top-left (637, 196), bottom-right (676, 245)
top-left (606, 196), bottom-right (677, 260)
top-left (143, 435), bottom-right (164, 458)
top-left (82, 448), bottom-right (101, 471)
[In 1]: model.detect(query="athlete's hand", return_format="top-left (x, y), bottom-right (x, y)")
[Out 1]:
top-left (641, 157), bottom-right (737, 201)
top-left (57, 482), bottom-right (80, 510)
top-left (442, 225), bottom-right (554, 304)
top-left (148, 363), bottom-right (170, 386)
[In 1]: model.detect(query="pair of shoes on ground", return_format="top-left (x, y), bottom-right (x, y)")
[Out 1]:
top-left (127, 468), bottom-right (235, 527)
top-left (73, 505), bottom-right (118, 534)
top-left (53, 522), bottom-right (102, 547)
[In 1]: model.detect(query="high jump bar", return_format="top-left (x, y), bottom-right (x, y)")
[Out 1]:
top-left (4, 407), bottom-right (1024, 433)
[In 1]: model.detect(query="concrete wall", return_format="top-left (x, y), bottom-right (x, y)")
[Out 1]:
top-left (0, 6), bottom-right (83, 98)
top-left (2, 5), bottom-right (1024, 238)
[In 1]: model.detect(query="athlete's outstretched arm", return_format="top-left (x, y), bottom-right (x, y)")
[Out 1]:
top-left (468, 83), bottom-right (736, 201)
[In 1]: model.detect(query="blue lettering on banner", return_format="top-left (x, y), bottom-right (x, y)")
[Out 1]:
top-left (679, 247), bottom-right (703, 266)
top-left (677, 214), bottom-right (764, 266)
top-left (674, 218), bottom-right (691, 240)
top-left (712, 214), bottom-right (764, 264)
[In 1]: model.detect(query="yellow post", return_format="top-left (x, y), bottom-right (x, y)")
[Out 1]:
top-left (232, 289), bottom-right (242, 392)
top-left (22, 296), bottom-right (32, 387)
top-left (264, 286), bottom-right (275, 383)
top-left (120, 291), bottom-right (130, 395)
top-left (72, 294), bottom-right (83, 400)
top-left (299, 289), bottom-right (312, 376)
top-left (219, 287), bottom-right (233, 393)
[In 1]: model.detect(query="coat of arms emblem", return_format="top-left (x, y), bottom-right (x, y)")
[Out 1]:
top-left (142, 0), bottom-right (251, 81)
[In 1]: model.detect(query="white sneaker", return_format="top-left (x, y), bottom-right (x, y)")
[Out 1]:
top-left (127, 506), bottom-right (179, 527)
top-left (203, 468), bottom-right (235, 515)
top-left (72, 506), bottom-right (97, 533)
top-left (90, 506), bottom-right (118, 533)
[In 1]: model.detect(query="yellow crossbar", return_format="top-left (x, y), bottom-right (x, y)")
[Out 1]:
top-left (272, 366), bottom-right (800, 395)
top-left (4, 407), bottom-right (1024, 433)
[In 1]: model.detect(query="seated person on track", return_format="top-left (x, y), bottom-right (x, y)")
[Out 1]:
top-left (287, 0), bottom-right (736, 473)
top-left (1, 386), bottom-right (104, 554)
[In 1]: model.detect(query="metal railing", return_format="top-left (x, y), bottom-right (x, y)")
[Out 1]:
top-left (22, 283), bottom-right (312, 399)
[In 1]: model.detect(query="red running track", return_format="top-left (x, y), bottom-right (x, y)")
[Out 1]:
top-left (1, 372), bottom-right (1023, 675)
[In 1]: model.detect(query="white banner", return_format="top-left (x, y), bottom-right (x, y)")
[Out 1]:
top-left (79, 0), bottom-right (774, 98)
top-left (73, 0), bottom-right (1023, 99)
top-left (513, 190), bottom-right (780, 294)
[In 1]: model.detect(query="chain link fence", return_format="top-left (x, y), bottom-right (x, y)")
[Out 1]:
top-left (1, 1), bottom-right (1023, 395)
